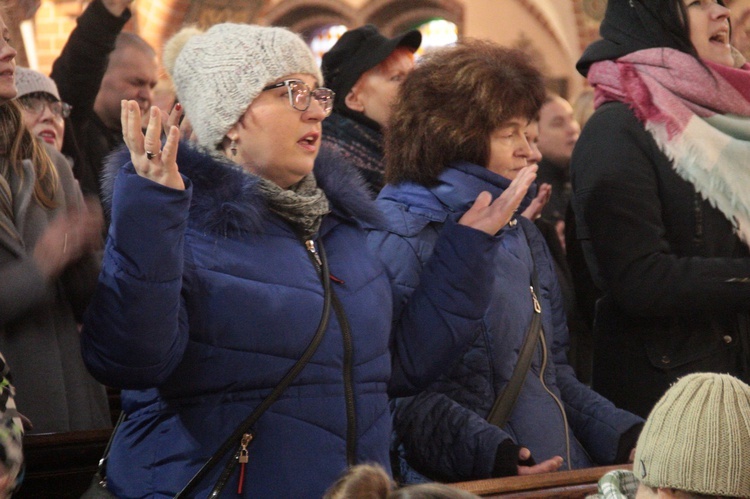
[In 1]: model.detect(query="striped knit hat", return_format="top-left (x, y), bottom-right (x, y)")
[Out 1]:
top-left (634, 373), bottom-right (750, 498)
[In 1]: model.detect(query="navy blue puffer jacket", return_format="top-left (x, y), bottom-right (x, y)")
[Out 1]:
top-left (368, 162), bottom-right (643, 482)
top-left (81, 144), bottom-right (496, 498)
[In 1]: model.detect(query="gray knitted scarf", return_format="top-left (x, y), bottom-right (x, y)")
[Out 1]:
top-left (258, 174), bottom-right (330, 239)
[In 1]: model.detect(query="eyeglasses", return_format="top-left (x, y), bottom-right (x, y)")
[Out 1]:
top-left (261, 80), bottom-right (335, 117)
top-left (18, 95), bottom-right (72, 119)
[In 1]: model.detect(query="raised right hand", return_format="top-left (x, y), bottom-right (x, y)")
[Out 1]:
top-left (121, 100), bottom-right (184, 190)
top-left (458, 165), bottom-right (537, 235)
top-left (517, 447), bottom-right (563, 476)
top-left (101, 0), bottom-right (134, 17)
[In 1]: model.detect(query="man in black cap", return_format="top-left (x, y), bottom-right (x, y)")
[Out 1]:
top-left (316, 24), bottom-right (421, 195)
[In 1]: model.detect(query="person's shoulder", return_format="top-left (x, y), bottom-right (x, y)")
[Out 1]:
top-left (575, 101), bottom-right (657, 165)
top-left (373, 184), bottom-right (447, 237)
top-left (582, 101), bottom-right (645, 137)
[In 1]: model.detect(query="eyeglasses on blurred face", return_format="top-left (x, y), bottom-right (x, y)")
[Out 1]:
top-left (18, 94), bottom-right (72, 120)
top-left (261, 79), bottom-right (334, 116)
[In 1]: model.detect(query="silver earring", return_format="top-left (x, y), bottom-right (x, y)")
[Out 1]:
top-left (629, 0), bottom-right (635, 7)
top-left (230, 139), bottom-right (238, 157)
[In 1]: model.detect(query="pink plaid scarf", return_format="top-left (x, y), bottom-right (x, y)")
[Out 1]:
top-left (587, 48), bottom-right (750, 243)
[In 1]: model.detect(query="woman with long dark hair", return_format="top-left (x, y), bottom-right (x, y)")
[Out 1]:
top-left (571, 0), bottom-right (750, 418)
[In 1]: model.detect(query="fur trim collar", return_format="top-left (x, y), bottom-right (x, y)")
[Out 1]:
top-left (102, 141), bottom-right (383, 236)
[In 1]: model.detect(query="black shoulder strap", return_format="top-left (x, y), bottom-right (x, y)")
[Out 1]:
top-left (486, 228), bottom-right (543, 428)
top-left (175, 238), bottom-right (333, 498)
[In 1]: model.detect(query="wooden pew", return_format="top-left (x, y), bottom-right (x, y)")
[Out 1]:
top-left (13, 389), bottom-right (120, 497)
top-left (15, 423), bottom-right (630, 499)
top-left (16, 428), bottom-right (112, 498)
top-left (449, 464), bottom-right (633, 498)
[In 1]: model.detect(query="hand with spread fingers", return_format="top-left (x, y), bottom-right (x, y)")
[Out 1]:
top-left (160, 102), bottom-right (196, 142)
top-left (521, 182), bottom-right (551, 221)
top-left (458, 164), bottom-right (538, 235)
top-left (121, 100), bottom-right (184, 190)
top-left (101, 0), bottom-right (134, 17)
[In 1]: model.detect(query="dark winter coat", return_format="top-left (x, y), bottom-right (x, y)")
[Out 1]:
top-left (50, 0), bottom-right (128, 199)
top-left (0, 147), bottom-right (109, 433)
top-left (81, 143), bottom-right (492, 498)
top-left (570, 102), bottom-right (750, 418)
top-left (369, 162), bottom-right (642, 482)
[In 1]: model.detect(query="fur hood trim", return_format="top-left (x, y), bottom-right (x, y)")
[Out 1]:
top-left (102, 141), bottom-right (384, 236)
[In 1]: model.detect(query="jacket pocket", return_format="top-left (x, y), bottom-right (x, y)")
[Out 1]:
top-left (644, 314), bottom-right (738, 372)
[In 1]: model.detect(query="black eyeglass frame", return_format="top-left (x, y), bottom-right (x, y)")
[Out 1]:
top-left (261, 79), bottom-right (335, 116)
top-left (18, 94), bottom-right (73, 119)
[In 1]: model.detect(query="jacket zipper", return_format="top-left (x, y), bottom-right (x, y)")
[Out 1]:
top-left (693, 192), bottom-right (704, 245)
top-left (537, 327), bottom-right (572, 470)
top-left (305, 238), bottom-right (357, 466)
top-left (305, 239), bottom-right (322, 269)
top-left (332, 291), bottom-right (357, 466)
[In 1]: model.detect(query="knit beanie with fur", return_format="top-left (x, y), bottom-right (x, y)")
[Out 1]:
top-left (634, 373), bottom-right (750, 498)
top-left (164, 23), bottom-right (323, 150)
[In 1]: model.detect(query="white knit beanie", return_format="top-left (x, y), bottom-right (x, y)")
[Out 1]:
top-left (166, 23), bottom-right (323, 150)
top-left (14, 67), bottom-right (61, 101)
top-left (634, 373), bottom-right (750, 498)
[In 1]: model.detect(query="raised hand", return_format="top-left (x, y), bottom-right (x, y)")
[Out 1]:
top-left (517, 447), bottom-right (563, 476)
top-left (121, 100), bottom-right (184, 190)
top-left (33, 200), bottom-right (104, 280)
top-left (160, 102), bottom-right (196, 142)
top-left (521, 182), bottom-right (551, 221)
top-left (101, 0), bottom-right (134, 17)
top-left (458, 165), bottom-right (538, 235)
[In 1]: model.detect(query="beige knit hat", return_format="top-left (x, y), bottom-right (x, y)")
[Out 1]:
top-left (634, 373), bottom-right (750, 498)
top-left (14, 67), bottom-right (61, 100)
top-left (165, 23), bottom-right (323, 150)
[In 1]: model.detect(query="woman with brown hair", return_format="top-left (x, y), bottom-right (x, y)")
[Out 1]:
top-left (369, 39), bottom-right (643, 483)
top-left (0, 10), bottom-right (109, 435)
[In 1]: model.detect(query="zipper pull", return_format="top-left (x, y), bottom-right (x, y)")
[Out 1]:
top-left (305, 239), bottom-right (322, 267)
top-left (237, 432), bottom-right (253, 494)
top-left (530, 286), bottom-right (541, 313)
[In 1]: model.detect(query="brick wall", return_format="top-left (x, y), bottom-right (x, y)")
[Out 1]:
top-left (32, 0), bottom-right (85, 74)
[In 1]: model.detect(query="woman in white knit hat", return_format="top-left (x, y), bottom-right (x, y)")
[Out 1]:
top-left (80, 23), bottom-right (535, 497)
top-left (14, 67), bottom-right (72, 153)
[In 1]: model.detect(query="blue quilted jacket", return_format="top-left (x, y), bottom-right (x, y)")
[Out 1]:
top-left (368, 162), bottom-right (643, 482)
top-left (81, 145), bottom-right (496, 498)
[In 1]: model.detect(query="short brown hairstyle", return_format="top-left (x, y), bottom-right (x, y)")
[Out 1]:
top-left (385, 39), bottom-right (545, 186)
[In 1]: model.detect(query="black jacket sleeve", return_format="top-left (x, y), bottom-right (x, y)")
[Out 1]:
top-left (50, 0), bottom-right (130, 113)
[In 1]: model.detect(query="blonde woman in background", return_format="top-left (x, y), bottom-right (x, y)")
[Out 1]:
top-left (0, 10), bottom-right (108, 436)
